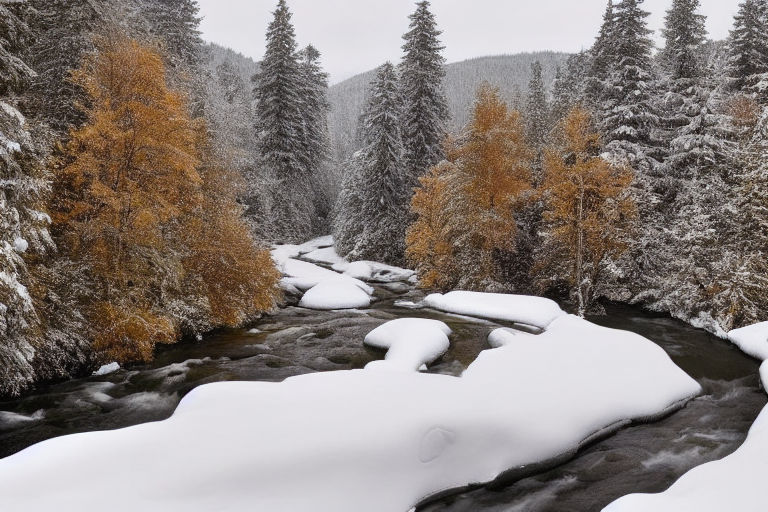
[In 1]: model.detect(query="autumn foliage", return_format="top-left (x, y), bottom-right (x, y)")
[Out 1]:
top-left (407, 84), bottom-right (533, 290)
top-left (538, 106), bottom-right (635, 315)
top-left (51, 35), bottom-right (280, 363)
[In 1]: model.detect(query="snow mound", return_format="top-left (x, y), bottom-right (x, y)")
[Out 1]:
top-left (424, 292), bottom-right (566, 329)
top-left (728, 322), bottom-right (768, 361)
top-left (92, 362), bottom-right (120, 376)
top-left (0, 312), bottom-right (700, 512)
top-left (488, 328), bottom-right (535, 348)
top-left (299, 280), bottom-right (372, 310)
top-left (364, 318), bottom-right (451, 372)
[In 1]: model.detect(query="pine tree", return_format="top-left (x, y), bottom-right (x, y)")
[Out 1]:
top-left (538, 107), bottom-right (635, 316)
top-left (400, 0), bottom-right (449, 188)
top-left (599, 0), bottom-right (657, 155)
top-left (727, 0), bottom-right (768, 92)
top-left (298, 45), bottom-right (333, 234)
top-left (551, 53), bottom-right (589, 121)
top-left (0, 0), bottom-right (56, 396)
top-left (662, 0), bottom-right (707, 80)
top-left (27, 0), bottom-right (106, 131)
top-left (0, 1), bottom-right (36, 95)
top-left (334, 63), bottom-right (407, 265)
top-left (591, 0), bottom-right (617, 80)
top-left (253, 0), bottom-right (314, 243)
top-left (138, 0), bottom-right (204, 68)
top-left (526, 61), bottom-right (550, 147)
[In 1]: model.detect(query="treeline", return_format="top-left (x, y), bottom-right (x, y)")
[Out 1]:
top-left (0, 0), bottom-right (288, 396)
top-left (336, 0), bottom-right (768, 334)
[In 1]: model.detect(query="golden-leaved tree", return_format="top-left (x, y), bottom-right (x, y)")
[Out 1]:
top-left (52, 34), bottom-right (279, 363)
top-left (538, 106), bottom-right (635, 316)
top-left (407, 84), bottom-right (532, 290)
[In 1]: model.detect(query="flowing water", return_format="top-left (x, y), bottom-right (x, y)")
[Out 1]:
top-left (0, 275), bottom-right (764, 512)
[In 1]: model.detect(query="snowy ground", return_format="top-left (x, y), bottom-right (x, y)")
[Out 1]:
top-left (0, 266), bottom-right (701, 512)
top-left (603, 323), bottom-right (768, 512)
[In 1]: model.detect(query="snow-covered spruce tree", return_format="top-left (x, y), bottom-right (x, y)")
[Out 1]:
top-left (252, 0), bottom-right (314, 243)
top-left (648, 1), bottom-right (745, 329)
top-left (137, 0), bottom-right (204, 69)
top-left (26, 0), bottom-right (107, 132)
top-left (591, 0), bottom-right (617, 81)
top-left (551, 52), bottom-right (590, 122)
top-left (298, 45), bottom-right (334, 235)
top-left (727, 0), bottom-right (768, 93)
top-left (0, 0), bottom-right (46, 396)
top-left (334, 63), bottom-right (408, 265)
top-left (400, 0), bottom-right (450, 188)
top-left (526, 61), bottom-right (550, 148)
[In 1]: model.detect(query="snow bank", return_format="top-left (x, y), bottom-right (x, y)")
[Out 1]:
top-left (424, 292), bottom-right (566, 329)
top-left (728, 322), bottom-right (768, 361)
top-left (364, 319), bottom-right (451, 372)
top-left (299, 281), bottom-right (372, 310)
top-left (487, 328), bottom-right (535, 348)
top-left (603, 321), bottom-right (768, 512)
top-left (0, 312), bottom-right (699, 512)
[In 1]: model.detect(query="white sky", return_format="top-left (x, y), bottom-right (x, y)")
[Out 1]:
top-left (197, 0), bottom-right (742, 84)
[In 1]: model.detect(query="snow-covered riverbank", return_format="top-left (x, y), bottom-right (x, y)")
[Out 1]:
top-left (604, 323), bottom-right (768, 512)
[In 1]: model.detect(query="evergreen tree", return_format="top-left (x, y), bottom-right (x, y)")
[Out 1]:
top-left (27, 0), bottom-right (106, 131)
top-left (526, 61), bottom-right (550, 147)
top-left (599, 0), bottom-right (657, 156)
top-left (252, 0), bottom-right (313, 242)
top-left (0, 1), bottom-right (36, 95)
top-left (727, 0), bottom-right (768, 92)
top-left (334, 63), bottom-right (407, 265)
top-left (661, 0), bottom-right (707, 80)
top-left (400, 0), bottom-right (449, 187)
top-left (551, 53), bottom-right (589, 121)
top-left (591, 0), bottom-right (617, 80)
top-left (298, 45), bottom-right (334, 234)
top-left (138, 0), bottom-right (204, 68)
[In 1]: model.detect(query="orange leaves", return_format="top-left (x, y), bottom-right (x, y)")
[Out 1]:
top-left (52, 34), bottom-right (280, 363)
top-left (407, 84), bottom-right (533, 290)
top-left (539, 106), bottom-right (636, 314)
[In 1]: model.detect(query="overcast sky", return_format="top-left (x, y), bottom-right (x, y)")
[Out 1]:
top-left (197, 0), bottom-right (742, 84)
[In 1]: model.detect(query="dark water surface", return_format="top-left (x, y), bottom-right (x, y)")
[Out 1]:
top-left (0, 290), bottom-right (764, 512)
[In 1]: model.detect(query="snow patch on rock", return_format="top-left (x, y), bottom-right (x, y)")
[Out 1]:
top-left (364, 318), bottom-right (451, 372)
top-left (424, 291), bottom-right (566, 329)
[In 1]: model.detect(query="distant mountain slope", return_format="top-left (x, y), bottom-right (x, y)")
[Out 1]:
top-left (205, 43), bottom-right (260, 85)
top-left (328, 51), bottom-right (570, 162)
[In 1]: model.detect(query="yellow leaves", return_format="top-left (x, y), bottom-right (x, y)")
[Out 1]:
top-left (407, 84), bottom-right (533, 290)
top-left (52, 33), bottom-right (281, 364)
top-left (539, 106), bottom-right (636, 308)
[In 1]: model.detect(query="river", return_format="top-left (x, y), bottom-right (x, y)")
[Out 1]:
top-left (0, 277), bottom-right (764, 512)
